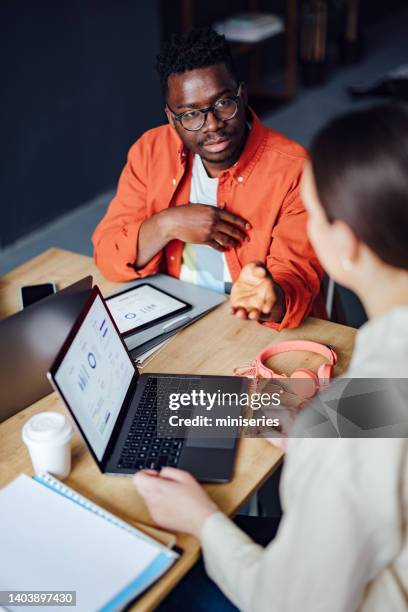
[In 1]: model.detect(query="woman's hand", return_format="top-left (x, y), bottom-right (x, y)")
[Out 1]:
top-left (133, 467), bottom-right (218, 538)
top-left (230, 262), bottom-right (285, 322)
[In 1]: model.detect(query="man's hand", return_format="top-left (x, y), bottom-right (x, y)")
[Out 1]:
top-left (230, 261), bottom-right (285, 322)
top-left (133, 467), bottom-right (218, 538)
top-left (162, 204), bottom-right (251, 252)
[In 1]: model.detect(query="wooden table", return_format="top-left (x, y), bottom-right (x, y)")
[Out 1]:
top-left (0, 248), bottom-right (356, 611)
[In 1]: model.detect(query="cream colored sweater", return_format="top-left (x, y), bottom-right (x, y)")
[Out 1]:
top-left (201, 308), bottom-right (408, 611)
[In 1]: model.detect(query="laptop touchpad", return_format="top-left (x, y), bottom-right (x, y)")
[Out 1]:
top-left (185, 404), bottom-right (238, 450)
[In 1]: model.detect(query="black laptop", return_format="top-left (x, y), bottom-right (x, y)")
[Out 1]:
top-left (0, 276), bottom-right (93, 423)
top-left (48, 286), bottom-right (245, 482)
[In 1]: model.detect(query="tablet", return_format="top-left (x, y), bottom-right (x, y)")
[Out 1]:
top-left (105, 284), bottom-right (191, 336)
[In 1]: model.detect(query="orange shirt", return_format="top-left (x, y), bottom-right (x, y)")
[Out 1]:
top-left (92, 110), bottom-right (325, 330)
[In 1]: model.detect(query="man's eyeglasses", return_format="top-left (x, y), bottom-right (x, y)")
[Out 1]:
top-left (167, 83), bottom-right (243, 132)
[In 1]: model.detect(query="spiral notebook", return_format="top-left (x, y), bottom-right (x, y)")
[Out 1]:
top-left (0, 473), bottom-right (178, 612)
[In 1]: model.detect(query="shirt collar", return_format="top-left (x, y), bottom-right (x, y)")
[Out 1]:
top-left (226, 107), bottom-right (268, 183)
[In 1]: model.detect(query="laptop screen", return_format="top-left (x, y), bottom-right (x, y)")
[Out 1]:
top-left (54, 293), bottom-right (135, 460)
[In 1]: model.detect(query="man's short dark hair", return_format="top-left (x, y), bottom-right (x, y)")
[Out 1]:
top-left (156, 27), bottom-right (237, 96)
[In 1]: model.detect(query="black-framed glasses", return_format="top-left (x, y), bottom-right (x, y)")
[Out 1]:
top-left (167, 83), bottom-right (243, 132)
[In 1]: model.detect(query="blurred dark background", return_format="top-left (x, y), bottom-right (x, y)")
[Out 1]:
top-left (2, 0), bottom-right (408, 325)
top-left (2, 1), bottom-right (163, 247)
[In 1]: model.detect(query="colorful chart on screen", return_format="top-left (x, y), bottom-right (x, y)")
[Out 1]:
top-left (54, 295), bottom-right (135, 460)
top-left (106, 284), bottom-right (191, 335)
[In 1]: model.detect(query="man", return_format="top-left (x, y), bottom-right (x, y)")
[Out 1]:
top-left (93, 28), bottom-right (325, 330)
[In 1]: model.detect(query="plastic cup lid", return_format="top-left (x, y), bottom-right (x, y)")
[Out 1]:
top-left (22, 411), bottom-right (73, 445)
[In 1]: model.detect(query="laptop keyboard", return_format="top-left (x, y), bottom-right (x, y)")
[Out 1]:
top-left (117, 376), bottom-right (200, 472)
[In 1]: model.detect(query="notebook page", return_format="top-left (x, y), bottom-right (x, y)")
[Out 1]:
top-left (34, 472), bottom-right (161, 545)
top-left (0, 475), bottom-right (174, 611)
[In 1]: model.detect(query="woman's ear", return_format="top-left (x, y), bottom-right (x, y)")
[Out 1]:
top-left (331, 220), bottom-right (360, 267)
top-left (165, 107), bottom-right (176, 129)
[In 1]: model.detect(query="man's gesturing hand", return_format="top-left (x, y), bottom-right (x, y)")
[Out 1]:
top-left (133, 468), bottom-right (218, 538)
top-left (163, 204), bottom-right (251, 252)
top-left (230, 262), bottom-right (285, 322)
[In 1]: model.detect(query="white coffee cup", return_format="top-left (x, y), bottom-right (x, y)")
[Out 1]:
top-left (22, 412), bottom-right (73, 479)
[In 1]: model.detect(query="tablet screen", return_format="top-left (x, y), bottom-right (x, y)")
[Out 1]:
top-left (106, 284), bottom-right (190, 335)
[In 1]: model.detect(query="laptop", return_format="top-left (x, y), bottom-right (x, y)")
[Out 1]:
top-left (48, 286), bottom-right (246, 483)
top-left (0, 276), bottom-right (93, 423)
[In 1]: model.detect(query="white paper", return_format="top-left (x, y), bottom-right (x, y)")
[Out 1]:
top-left (135, 336), bottom-right (176, 367)
top-left (0, 475), bottom-right (172, 611)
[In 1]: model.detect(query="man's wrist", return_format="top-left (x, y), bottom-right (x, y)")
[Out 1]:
top-left (157, 204), bottom-right (191, 242)
top-left (260, 282), bottom-right (286, 323)
top-left (156, 208), bottom-right (177, 242)
top-left (272, 282), bottom-right (286, 322)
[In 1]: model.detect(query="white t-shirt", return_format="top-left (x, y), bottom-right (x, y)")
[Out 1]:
top-left (179, 154), bottom-right (232, 293)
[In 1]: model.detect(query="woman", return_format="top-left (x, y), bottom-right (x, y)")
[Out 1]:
top-left (134, 105), bottom-right (408, 611)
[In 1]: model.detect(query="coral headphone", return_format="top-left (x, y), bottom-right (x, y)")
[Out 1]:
top-left (233, 340), bottom-right (338, 399)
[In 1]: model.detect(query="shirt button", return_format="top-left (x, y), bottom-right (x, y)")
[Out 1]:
top-left (172, 178), bottom-right (176, 185)
top-left (170, 256), bottom-right (175, 261)
top-left (237, 176), bottom-right (244, 183)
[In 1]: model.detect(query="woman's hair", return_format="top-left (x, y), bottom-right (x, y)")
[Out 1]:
top-left (310, 104), bottom-right (408, 268)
